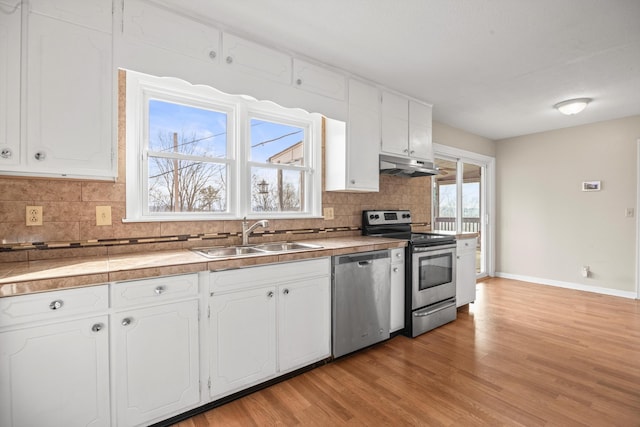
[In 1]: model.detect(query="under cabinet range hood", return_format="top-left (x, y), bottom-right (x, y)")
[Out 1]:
top-left (379, 154), bottom-right (438, 177)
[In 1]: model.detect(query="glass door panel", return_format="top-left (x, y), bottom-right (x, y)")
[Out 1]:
top-left (433, 159), bottom-right (457, 232)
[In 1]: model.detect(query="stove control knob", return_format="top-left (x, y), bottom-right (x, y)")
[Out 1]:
top-left (369, 214), bottom-right (375, 220)
top-left (374, 214), bottom-right (380, 219)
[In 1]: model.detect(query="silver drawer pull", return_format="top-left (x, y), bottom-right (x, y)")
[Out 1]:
top-left (121, 317), bottom-right (132, 326)
top-left (49, 300), bottom-right (63, 310)
top-left (154, 286), bottom-right (165, 295)
top-left (267, 291), bottom-right (274, 298)
top-left (91, 323), bottom-right (104, 332)
top-left (1, 148), bottom-right (12, 159)
top-left (283, 288), bottom-right (289, 295)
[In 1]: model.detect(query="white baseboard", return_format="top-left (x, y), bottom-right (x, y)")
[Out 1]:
top-left (494, 272), bottom-right (637, 299)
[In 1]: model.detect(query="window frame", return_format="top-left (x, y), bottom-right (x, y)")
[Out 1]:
top-left (124, 70), bottom-right (322, 222)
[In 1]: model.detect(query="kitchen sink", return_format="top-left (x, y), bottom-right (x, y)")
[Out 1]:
top-left (192, 246), bottom-right (267, 258)
top-left (253, 242), bottom-right (323, 252)
top-left (191, 241), bottom-right (323, 259)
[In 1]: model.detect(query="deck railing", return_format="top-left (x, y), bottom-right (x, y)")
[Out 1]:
top-left (434, 217), bottom-right (480, 233)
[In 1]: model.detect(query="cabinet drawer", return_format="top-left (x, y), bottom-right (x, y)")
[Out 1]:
top-left (0, 285), bottom-right (108, 327)
top-left (390, 248), bottom-right (405, 264)
top-left (457, 238), bottom-right (477, 255)
top-left (211, 258), bottom-right (330, 294)
top-left (111, 273), bottom-right (199, 308)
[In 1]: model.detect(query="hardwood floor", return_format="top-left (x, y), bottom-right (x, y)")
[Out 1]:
top-left (175, 278), bottom-right (640, 426)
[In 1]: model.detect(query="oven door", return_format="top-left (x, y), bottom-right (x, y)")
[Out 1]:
top-left (411, 244), bottom-right (457, 309)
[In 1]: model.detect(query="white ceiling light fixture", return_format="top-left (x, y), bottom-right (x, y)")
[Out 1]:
top-left (553, 98), bottom-right (592, 115)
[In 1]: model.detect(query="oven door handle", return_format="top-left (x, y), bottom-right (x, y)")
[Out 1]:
top-left (413, 299), bottom-right (456, 317)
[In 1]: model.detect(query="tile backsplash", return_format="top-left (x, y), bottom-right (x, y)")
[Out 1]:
top-left (0, 174), bottom-right (431, 250)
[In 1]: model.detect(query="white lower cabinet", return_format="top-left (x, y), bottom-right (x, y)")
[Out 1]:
top-left (209, 258), bottom-right (331, 399)
top-left (111, 275), bottom-right (200, 427)
top-left (209, 285), bottom-right (277, 397)
top-left (0, 287), bottom-right (110, 427)
top-left (456, 237), bottom-right (477, 307)
top-left (389, 248), bottom-right (405, 333)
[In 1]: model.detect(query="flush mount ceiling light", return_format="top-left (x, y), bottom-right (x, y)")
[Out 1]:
top-left (553, 98), bottom-right (592, 115)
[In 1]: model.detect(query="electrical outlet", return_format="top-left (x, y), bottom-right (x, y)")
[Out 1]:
top-left (323, 207), bottom-right (334, 220)
top-left (26, 206), bottom-right (43, 226)
top-left (96, 206), bottom-right (112, 226)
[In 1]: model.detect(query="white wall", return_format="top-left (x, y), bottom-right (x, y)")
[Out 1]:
top-left (433, 120), bottom-right (495, 157)
top-left (495, 115), bottom-right (640, 295)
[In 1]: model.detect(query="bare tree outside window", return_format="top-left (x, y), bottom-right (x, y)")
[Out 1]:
top-left (148, 131), bottom-right (227, 213)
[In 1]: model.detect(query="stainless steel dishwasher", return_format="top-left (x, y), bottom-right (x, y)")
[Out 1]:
top-left (332, 250), bottom-right (391, 358)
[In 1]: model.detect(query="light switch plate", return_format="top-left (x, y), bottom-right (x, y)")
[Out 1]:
top-left (96, 206), bottom-right (112, 226)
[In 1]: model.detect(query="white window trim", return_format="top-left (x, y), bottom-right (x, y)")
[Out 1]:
top-left (124, 70), bottom-right (322, 222)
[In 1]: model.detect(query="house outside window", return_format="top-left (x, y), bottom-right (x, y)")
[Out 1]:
top-left (125, 70), bottom-right (322, 221)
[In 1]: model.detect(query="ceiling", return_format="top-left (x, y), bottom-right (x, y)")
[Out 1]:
top-left (156, 0), bottom-right (640, 140)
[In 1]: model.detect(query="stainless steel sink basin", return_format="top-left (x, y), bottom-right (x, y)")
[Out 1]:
top-left (253, 242), bottom-right (323, 252)
top-left (192, 246), bottom-right (267, 258)
top-left (191, 241), bottom-right (323, 259)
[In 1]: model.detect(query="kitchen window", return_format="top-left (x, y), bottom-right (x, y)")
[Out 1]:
top-left (124, 70), bottom-right (322, 221)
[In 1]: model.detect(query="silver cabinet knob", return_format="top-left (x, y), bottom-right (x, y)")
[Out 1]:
top-left (226, 56), bottom-right (233, 64)
top-left (403, 148), bottom-right (409, 153)
top-left (49, 300), bottom-right (63, 310)
top-left (34, 151), bottom-right (46, 161)
top-left (91, 323), bottom-right (104, 332)
top-left (283, 288), bottom-right (289, 295)
top-left (121, 317), bottom-right (132, 326)
top-left (393, 267), bottom-right (399, 273)
top-left (410, 150), bottom-right (415, 154)
top-left (267, 291), bottom-right (274, 298)
top-left (296, 78), bottom-right (302, 85)
top-left (0, 148), bottom-right (12, 159)
top-left (396, 252), bottom-right (402, 258)
top-left (154, 286), bottom-right (165, 295)
top-left (350, 179), bottom-right (356, 184)
top-left (209, 50), bottom-right (217, 59)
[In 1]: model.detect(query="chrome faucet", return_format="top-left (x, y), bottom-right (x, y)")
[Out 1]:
top-left (241, 217), bottom-right (269, 245)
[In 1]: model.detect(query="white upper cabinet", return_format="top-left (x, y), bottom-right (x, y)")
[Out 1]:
top-left (0, 1), bottom-right (21, 167)
top-left (0, 0), bottom-right (116, 179)
top-left (293, 58), bottom-right (345, 101)
top-left (29, 0), bottom-right (112, 33)
top-left (222, 33), bottom-right (292, 85)
top-left (409, 100), bottom-right (433, 162)
top-left (24, 10), bottom-right (114, 178)
top-left (381, 90), bottom-right (433, 162)
top-left (381, 90), bottom-right (409, 156)
top-left (325, 79), bottom-right (380, 192)
top-left (122, 0), bottom-right (220, 64)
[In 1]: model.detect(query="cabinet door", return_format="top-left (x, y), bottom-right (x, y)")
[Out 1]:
top-left (28, 0), bottom-right (112, 33)
top-left (409, 100), bottom-right (433, 161)
top-left (380, 90), bottom-right (409, 156)
top-left (123, 0), bottom-right (220, 64)
top-left (210, 286), bottom-right (277, 398)
top-left (278, 277), bottom-right (330, 372)
top-left (222, 33), bottom-right (291, 84)
top-left (293, 58), bottom-right (345, 101)
top-left (0, 1), bottom-right (21, 168)
top-left (347, 79), bottom-right (380, 191)
top-left (456, 238), bottom-right (477, 307)
top-left (0, 316), bottom-right (110, 427)
top-left (113, 300), bottom-right (200, 427)
top-left (25, 13), bottom-right (114, 179)
top-left (390, 249), bottom-right (405, 333)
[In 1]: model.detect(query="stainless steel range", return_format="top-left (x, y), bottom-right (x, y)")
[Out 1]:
top-left (362, 210), bottom-right (457, 337)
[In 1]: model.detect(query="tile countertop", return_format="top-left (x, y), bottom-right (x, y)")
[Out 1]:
top-left (0, 236), bottom-right (406, 297)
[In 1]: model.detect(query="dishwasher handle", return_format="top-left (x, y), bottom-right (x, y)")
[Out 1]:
top-left (333, 250), bottom-right (390, 265)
